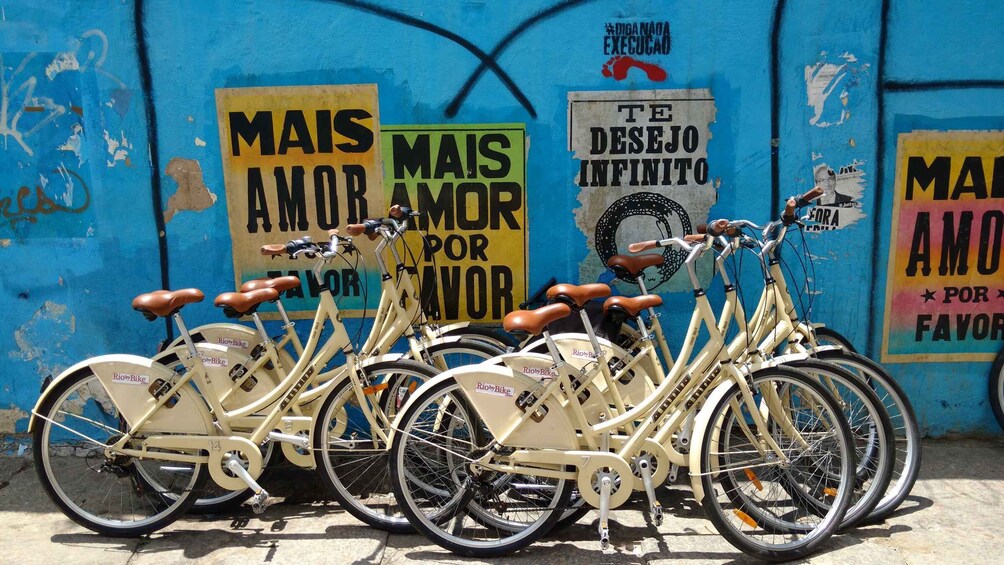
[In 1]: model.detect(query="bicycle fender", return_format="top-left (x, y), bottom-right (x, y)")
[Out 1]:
top-left (687, 379), bottom-right (739, 504)
top-left (433, 321), bottom-right (471, 335)
top-left (29, 354), bottom-right (214, 435)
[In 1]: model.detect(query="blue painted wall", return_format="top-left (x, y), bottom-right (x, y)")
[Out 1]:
top-left (1, 0), bottom-right (1001, 437)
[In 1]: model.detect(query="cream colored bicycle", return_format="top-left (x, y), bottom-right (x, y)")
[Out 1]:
top-left (388, 228), bottom-right (857, 561)
top-left (29, 232), bottom-right (443, 536)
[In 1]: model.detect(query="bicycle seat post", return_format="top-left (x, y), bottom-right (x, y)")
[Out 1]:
top-left (174, 312), bottom-right (199, 358)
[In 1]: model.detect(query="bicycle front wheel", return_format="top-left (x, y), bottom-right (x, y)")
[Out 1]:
top-left (812, 348), bottom-right (921, 522)
top-left (32, 371), bottom-right (206, 536)
top-left (785, 359), bottom-right (894, 530)
top-left (389, 377), bottom-right (572, 557)
top-left (313, 359), bottom-right (438, 532)
top-left (698, 366), bottom-right (855, 561)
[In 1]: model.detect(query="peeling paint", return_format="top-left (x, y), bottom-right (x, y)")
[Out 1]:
top-left (194, 137), bottom-right (206, 146)
top-left (44, 52), bottom-right (80, 79)
top-left (103, 130), bottom-right (132, 167)
top-left (805, 51), bottom-right (870, 128)
top-left (0, 405), bottom-right (29, 434)
top-left (10, 301), bottom-right (75, 379)
top-left (0, 239), bottom-right (10, 247)
top-left (164, 157), bottom-right (217, 222)
top-left (58, 123), bottom-right (86, 166)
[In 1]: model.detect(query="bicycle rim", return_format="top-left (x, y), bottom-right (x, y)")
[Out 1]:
top-left (34, 373), bottom-right (203, 535)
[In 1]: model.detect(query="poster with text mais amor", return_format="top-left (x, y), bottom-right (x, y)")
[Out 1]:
top-left (882, 131), bottom-right (1004, 362)
top-left (215, 84), bottom-right (386, 318)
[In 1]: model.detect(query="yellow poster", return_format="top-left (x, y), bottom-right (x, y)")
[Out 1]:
top-left (382, 124), bottom-right (527, 323)
top-left (882, 131), bottom-right (1004, 362)
top-left (215, 85), bottom-right (385, 317)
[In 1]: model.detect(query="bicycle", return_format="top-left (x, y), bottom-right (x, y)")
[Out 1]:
top-left (29, 232), bottom-right (442, 536)
top-left (388, 227), bottom-right (857, 561)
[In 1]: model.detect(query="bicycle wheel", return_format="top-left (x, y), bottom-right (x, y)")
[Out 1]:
top-left (784, 359), bottom-right (894, 529)
top-left (698, 366), bottom-right (854, 561)
top-left (32, 371), bottom-right (206, 536)
top-left (812, 349), bottom-right (921, 523)
top-left (990, 348), bottom-right (1004, 430)
top-left (439, 325), bottom-right (519, 350)
top-left (389, 377), bottom-right (572, 557)
top-left (313, 359), bottom-right (438, 532)
top-left (811, 326), bottom-right (858, 353)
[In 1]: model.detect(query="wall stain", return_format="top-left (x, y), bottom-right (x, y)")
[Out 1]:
top-left (0, 405), bottom-right (28, 434)
top-left (163, 157), bottom-right (217, 222)
top-left (10, 301), bottom-right (75, 380)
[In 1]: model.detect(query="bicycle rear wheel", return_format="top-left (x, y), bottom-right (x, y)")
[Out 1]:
top-left (389, 377), bottom-right (572, 557)
top-left (313, 359), bottom-right (438, 532)
top-left (698, 366), bottom-right (854, 561)
top-left (32, 372), bottom-right (206, 536)
top-left (812, 349), bottom-right (921, 523)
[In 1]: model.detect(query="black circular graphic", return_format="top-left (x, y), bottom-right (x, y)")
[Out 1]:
top-left (595, 192), bottom-right (692, 289)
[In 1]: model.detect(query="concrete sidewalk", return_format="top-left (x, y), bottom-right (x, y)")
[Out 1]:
top-left (1, 438), bottom-right (1001, 564)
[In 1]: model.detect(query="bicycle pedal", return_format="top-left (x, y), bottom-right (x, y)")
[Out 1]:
top-left (249, 489), bottom-right (271, 514)
top-left (651, 503), bottom-right (664, 527)
top-left (599, 525), bottom-right (610, 550)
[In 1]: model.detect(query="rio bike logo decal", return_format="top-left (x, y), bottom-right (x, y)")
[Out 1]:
top-left (217, 337), bottom-right (250, 349)
top-left (200, 356), bottom-right (229, 368)
top-left (112, 372), bottom-right (150, 386)
top-left (475, 382), bottom-right (516, 398)
top-left (571, 348), bottom-right (599, 360)
top-left (521, 366), bottom-right (559, 378)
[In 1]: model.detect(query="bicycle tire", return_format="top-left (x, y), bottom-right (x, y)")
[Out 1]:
top-left (389, 377), bottom-right (572, 557)
top-left (811, 326), bottom-right (858, 353)
top-left (812, 349), bottom-right (922, 523)
top-left (698, 365), bottom-right (854, 561)
top-left (990, 348), bottom-right (1004, 431)
top-left (33, 371), bottom-right (207, 536)
top-left (313, 359), bottom-right (438, 532)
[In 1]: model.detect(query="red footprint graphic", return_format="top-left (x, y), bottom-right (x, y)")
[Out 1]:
top-left (601, 56), bottom-right (668, 82)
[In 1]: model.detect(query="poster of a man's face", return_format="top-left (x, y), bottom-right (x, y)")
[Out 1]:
top-left (813, 164), bottom-right (853, 206)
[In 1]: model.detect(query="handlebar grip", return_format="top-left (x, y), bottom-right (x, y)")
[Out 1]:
top-left (684, 234), bottom-right (706, 243)
top-left (696, 223), bottom-right (708, 234)
top-left (628, 240), bottom-right (659, 253)
top-left (795, 186), bottom-right (825, 208)
top-left (782, 197), bottom-right (797, 218)
top-left (345, 224), bottom-right (366, 236)
top-left (388, 204), bottom-right (404, 219)
top-left (801, 186), bottom-right (824, 202)
top-left (706, 219), bottom-right (729, 237)
top-left (261, 244), bottom-right (286, 256)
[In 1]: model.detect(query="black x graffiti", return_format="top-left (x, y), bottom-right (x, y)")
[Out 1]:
top-left (323, 0), bottom-right (594, 119)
